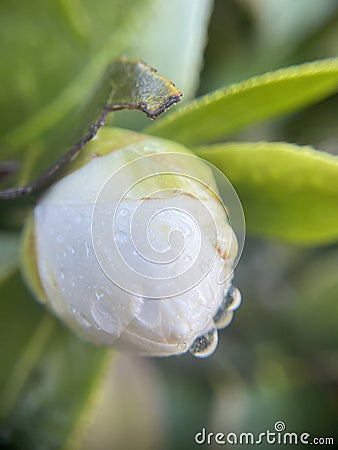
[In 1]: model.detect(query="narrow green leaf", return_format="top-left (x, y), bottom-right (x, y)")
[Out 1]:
top-left (195, 141), bottom-right (338, 244)
top-left (0, 270), bottom-right (110, 450)
top-left (145, 58), bottom-right (338, 145)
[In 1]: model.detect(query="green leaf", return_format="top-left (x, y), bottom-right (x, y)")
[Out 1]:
top-left (0, 59), bottom-right (181, 199)
top-left (145, 58), bottom-right (338, 145)
top-left (0, 270), bottom-right (109, 450)
top-left (129, 0), bottom-right (214, 101)
top-left (102, 58), bottom-right (182, 118)
top-left (251, 0), bottom-right (338, 56)
top-left (290, 251), bottom-right (338, 349)
top-left (0, 0), bottom-right (155, 157)
top-left (0, 232), bottom-right (20, 279)
top-left (114, 0), bottom-right (214, 132)
top-left (195, 141), bottom-right (338, 244)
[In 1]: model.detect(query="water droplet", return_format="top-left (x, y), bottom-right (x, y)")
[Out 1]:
top-left (95, 292), bottom-right (104, 301)
top-left (213, 304), bottom-right (233, 329)
top-left (115, 230), bottom-right (128, 244)
top-left (177, 340), bottom-right (187, 352)
top-left (184, 255), bottom-right (192, 263)
top-left (189, 328), bottom-right (218, 358)
top-left (118, 208), bottom-right (129, 218)
top-left (57, 234), bottom-right (64, 243)
top-left (59, 270), bottom-right (65, 280)
top-left (84, 241), bottom-right (90, 257)
top-left (213, 285), bottom-right (241, 329)
top-left (69, 247), bottom-right (75, 255)
top-left (225, 285), bottom-right (241, 311)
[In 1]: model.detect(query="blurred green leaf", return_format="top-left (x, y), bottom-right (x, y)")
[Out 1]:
top-left (145, 58), bottom-right (338, 145)
top-left (195, 141), bottom-right (338, 244)
top-left (240, 386), bottom-right (337, 444)
top-left (0, 232), bottom-right (20, 278)
top-left (0, 58), bottom-right (181, 197)
top-left (82, 356), bottom-right (166, 450)
top-left (0, 270), bottom-right (109, 450)
top-left (290, 251), bottom-right (338, 349)
top-left (0, 271), bottom-right (44, 395)
top-left (247, 0), bottom-right (338, 57)
top-left (114, 0), bottom-right (214, 132)
top-left (129, 0), bottom-right (213, 101)
top-left (0, 0), bottom-right (154, 157)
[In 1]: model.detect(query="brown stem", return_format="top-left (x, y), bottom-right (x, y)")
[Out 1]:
top-left (0, 108), bottom-right (109, 200)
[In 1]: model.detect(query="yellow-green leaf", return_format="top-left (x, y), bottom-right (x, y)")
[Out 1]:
top-left (0, 59), bottom-right (181, 199)
top-left (101, 58), bottom-right (182, 118)
top-left (145, 58), bottom-right (338, 145)
top-left (195, 141), bottom-right (338, 244)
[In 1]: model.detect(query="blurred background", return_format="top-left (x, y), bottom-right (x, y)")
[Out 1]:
top-left (1, 1), bottom-right (338, 449)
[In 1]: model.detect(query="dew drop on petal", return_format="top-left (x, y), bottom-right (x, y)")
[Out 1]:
top-left (118, 208), bottom-right (129, 218)
top-left (213, 306), bottom-right (234, 329)
top-left (177, 340), bottom-right (187, 352)
top-left (84, 240), bottom-right (90, 257)
top-left (115, 230), bottom-right (128, 244)
top-left (225, 285), bottom-right (241, 311)
top-left (214, 285), bottom-right (241, 329)
top-left (189, 328), bottom-right (218, 358)
top-left (69, 307), bottom-right (76, 315)
top-left (95, 291), bottom-right (104, 301)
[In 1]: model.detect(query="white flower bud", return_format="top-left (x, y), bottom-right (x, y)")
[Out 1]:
top-left (22, 128), bottom-right (244, 357)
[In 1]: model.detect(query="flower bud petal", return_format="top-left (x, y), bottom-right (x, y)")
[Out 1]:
top-left (22, 128), bottom-right (241, 357)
